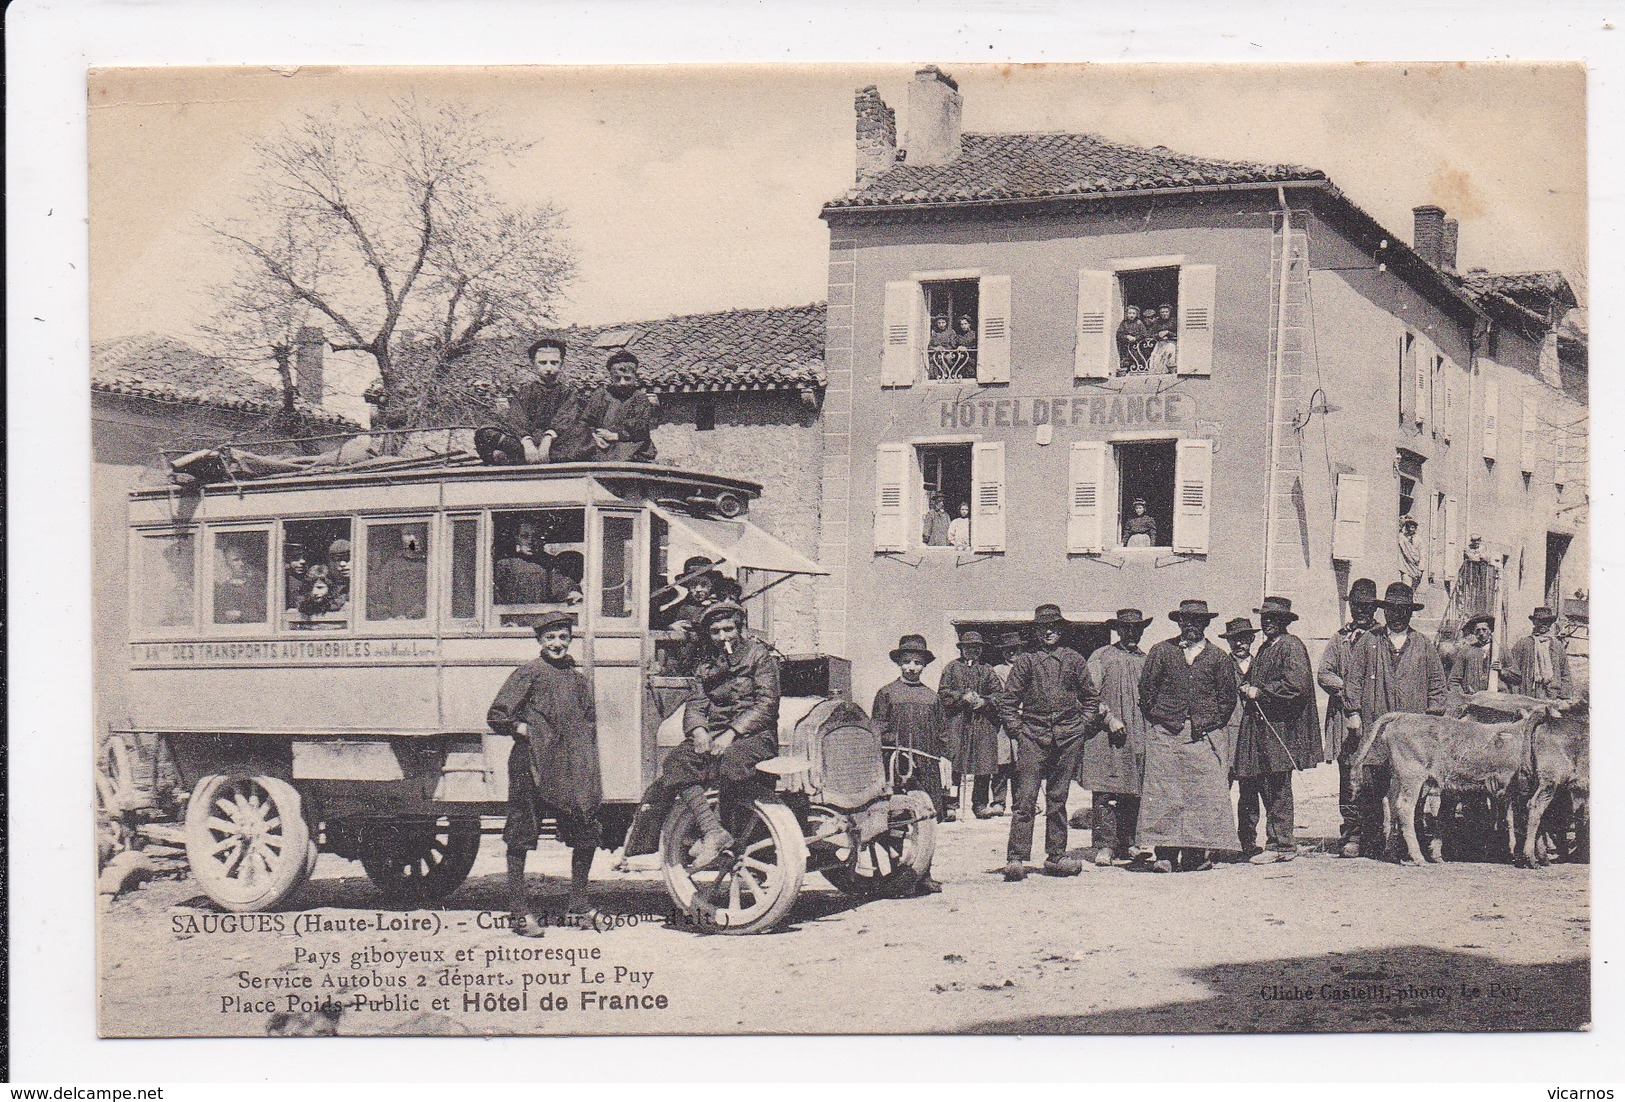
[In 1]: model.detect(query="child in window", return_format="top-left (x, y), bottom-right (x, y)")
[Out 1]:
top-left (948, 502), bottom-right (971, 550)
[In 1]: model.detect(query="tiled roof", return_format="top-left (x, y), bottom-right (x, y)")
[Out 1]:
top-left (448, 303), bottom-right (828, 395)
top-left (91, 334), bottom-right (360, 430)
top-left (1456, 269), bottom-right (1580, 323)
top-left (826, 131), bottom-right (1325, 210)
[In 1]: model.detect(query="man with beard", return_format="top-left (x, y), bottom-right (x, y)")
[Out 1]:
top-left (1233, 598), bottom-right (1321, 864)
top-left (1501, 607), bottom-right (1571, 700)
top-left (1341, 582), bottom-right (1447, 859)
top-left (1136, 600), bottom-right (1238, 873)
top-left (1317, 578), bottom-right (1379, 857)
top-left (571, 351), bottom-right (658, 462)
top-left (1083, 609), bottom-right (1155, 867)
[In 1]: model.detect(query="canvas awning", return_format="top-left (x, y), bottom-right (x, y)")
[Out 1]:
top-left (650, 504), bottom-right (827, 577)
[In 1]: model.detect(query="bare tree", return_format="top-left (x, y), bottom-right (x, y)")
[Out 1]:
top-left (209, 97), bottom-right (574, 426)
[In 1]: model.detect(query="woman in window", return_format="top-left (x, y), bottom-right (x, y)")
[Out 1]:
top-left (1123, 498), bottom-right (1158, 547)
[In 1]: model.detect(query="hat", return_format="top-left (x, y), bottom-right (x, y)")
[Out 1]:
top-left (1131, 497), bottom-right (1147, 506)
top-left (1170, 599), bottom-right (1219, 623)
top-left (1108, 608), bottom-right (1153, 629)
top-left (958, 630), bottom-right (985, 647)
top-left (998, 631), bottom-right (1025, 649)
top-left (698, 600), bottom-right (747, 630)
top-left (1530, 607), bottom-right (1558, 623)
top-left (1346, 578), bottom-right (1378, 605)
top-left (1464, 614), bottom-right (1496, 632)
top-left (1254, 596), bottom-right (1299, 623)
top-left (677, 556), bottom-right (721, 585)
top-left (328, 538), bottom-right (351, 557)
top-left (1381, 582), bottom-right (1424, 611)
top-left (531, 610), bottom-right (576, 637)
top-left (1400, 515), bottom-right (1419, 530)
top-left (1219, 616), bottom-right (1258, 641)
top-left (889, 633), bottom-right (936, 665)
top-left (1032, 603), bottom-right (1068, 627)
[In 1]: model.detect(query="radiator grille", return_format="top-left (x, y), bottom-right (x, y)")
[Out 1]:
top-left (816, 722), bottom-right (885, 809)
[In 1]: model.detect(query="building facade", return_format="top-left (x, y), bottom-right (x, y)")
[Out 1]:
top-left (816, 68), bottom-right (1588, 703)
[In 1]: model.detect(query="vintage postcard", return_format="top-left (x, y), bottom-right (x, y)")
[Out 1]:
top-left (90, 61), bottom-right (1589, 1038)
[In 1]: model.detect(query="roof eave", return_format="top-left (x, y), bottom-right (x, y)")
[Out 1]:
top-left (820, 177), bottom-right (1331, 221)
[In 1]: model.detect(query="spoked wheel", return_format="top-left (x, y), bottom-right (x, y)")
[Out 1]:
top-left (660, 795), bottom-right (806, 934)
top-left (358, 818), bottom-right (482, 904)
top-left (184, 774), bottom-right (313, 912)
top-left (823, 791), bottom-right (938, 897)
top-left (95, 734), bottom-right (139, 867)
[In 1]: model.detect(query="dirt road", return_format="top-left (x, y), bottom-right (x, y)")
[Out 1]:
top-left (98, 767), bottom-right (1589, 1037)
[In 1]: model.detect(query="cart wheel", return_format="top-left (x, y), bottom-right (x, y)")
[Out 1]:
top-left (660, 795), bottom-right (806, 934)
top-left (95, 734), bottom-right (138, 868)
top-left (358, 818), bottom-right (482, 904)
top-left (184, 774), bottom-right (313, 912)
top-left (823, 791), bottom-right (938, 897)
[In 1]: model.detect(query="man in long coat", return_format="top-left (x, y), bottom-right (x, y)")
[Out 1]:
top-left (1136, 599), bottom-right (1238, 872)
top-left (487, 611), bottom-right (602, 936)
top-left (1234, 597), bottom-right (1321, 864)
top-left (1317, 578), bottom-right (1379, 857)
top-left (940, 631), bottom-right (1004, 818)
top-left (566, 351), bottom-right (658, 463)
top-left (1447, 614), bottom-right (1497, 696)
top-left (1500, 607), bottom-right (1570, 700)
top-left (1341, 581), bottom-right (1447, 859)
top-left (998, 604), bottom-right (1099, 881)
top-left (1083, 609), bottom-right (1154, 866)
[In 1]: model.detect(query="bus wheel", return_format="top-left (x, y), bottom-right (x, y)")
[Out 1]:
top-left (184, 774), bottom-right (313, 913)
top-left (358, 818), bottom-right (482, 904)
top-left (660, 796), bottom-right (806, 935)
top-left (823, 791), bottom-right (938, 897)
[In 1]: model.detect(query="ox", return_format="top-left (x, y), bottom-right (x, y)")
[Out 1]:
top-left (1348, 703), bottom-right (1556, 866)
top-left (1465, 691), bottom-right (1590, 867)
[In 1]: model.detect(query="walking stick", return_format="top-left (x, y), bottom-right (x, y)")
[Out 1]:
top-left (1246, 695), bottom-right (1302, 772)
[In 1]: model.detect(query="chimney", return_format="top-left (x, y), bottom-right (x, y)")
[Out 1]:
top-left (295, 326), bottom-right (326, 407)
top-left (1412, 204), bottom-right (1445, 268)
top-left (1440, 218), bottom-right (1460, 272)
top-left (904, 65), bottom-right (962, 167)
top-left (854, 85), bottom-right (897, 184)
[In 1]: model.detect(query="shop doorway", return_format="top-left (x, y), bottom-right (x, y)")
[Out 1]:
top-left (1545, 531), bottom-right (1572, 613)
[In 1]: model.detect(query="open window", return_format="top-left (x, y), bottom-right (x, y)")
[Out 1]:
top-left (1113, 268), bottom-right (1181, 376)
top-left (1114, 441), bottom-right (1176, 549)
top-left (1076, 263), bottom-right (1214, 379)
top-left (134, 530), bottom-right (196, 631)
top-left (490, 508), bottom-right (586, 628)
top-left (882, 274), bottom-right (1010, 386)
top-left (362, 521), bottom-right (431, 624)
top-left (922, 279), bottom-right (980, 381)
top-left (282, 518), bottom-right (352, 631)
top-left (211, 528), bottom-right (271, 628)
top-left (917, 443), bottom-right (973, 548)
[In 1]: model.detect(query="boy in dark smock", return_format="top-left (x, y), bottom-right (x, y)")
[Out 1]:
top-left (567, 351), bottom-right (658, 463)
top-left (939, 631), bottom-right (1005, 818)
top-left (873, 633), bottom-right (947, 893)
top-left (487, 611), bottom-right (603, 936)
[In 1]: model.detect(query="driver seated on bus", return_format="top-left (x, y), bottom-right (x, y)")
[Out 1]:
top-left (627, 601), bottom-right (781, 868)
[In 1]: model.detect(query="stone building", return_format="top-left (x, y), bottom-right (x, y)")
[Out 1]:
top-left (815, 67), bottom-right (1588, 702)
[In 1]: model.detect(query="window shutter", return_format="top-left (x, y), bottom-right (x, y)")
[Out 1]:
top-left (1172, 438), bottom-right (1214, 554)
top-left (1331, 473), bottom-right (1369, 562)
top-left (1482, 378), bottom-right (1499, 460)
top-left (1554, 428), bottom-right (1568, 486)
top-left (1066, 441), bottom-right (1107, 554)
top-left (1399, 331), bottom-right (1415, 422)
top-left (1414, 337), bottom-right (1434, 427)
top-left (970, 441), bottom-right (1007, 553)
top-left (1176, 264), bottom-right (1216, 376)
top-left (977, 274), bottom-right (1012, 383)
top-left (1521, 389), bottom-right (1539, 473)
top-left (1442, 367), bottom-right (1455, 441)
top-left (881, 281), bottom-right (919, 387)
top-left (873, 443), bottom-right (909, 553)
top-left (1074, 269), bottom-right (1114, 379)
top-left (1445, 494), bottom-right (1461, 574)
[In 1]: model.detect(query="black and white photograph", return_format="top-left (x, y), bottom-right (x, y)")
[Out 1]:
top-left (79, 56), bottom-right (1591, 1042)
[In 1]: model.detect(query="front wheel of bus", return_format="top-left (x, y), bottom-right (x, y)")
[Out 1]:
top-left (358, 818), bottom-right (482, 904)
top-left (184, 774), bottom-right (313, 912)
top-left (660, 796), bottom-right (806, 935)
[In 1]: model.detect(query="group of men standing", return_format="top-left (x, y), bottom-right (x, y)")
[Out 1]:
top-left (475, 337), bottom-right (658, 467)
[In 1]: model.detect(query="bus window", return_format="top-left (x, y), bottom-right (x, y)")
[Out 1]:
top-left (449, 518), bottom-right (479, 621)
top-left (212, 529), bottom-right (270, 626)
top-left (365, 521), bottom-right (430, 622)
top-left (600, 514), bottom-right (638, 620)
top-left (492, 509), bottom-right (585, 628)
top-left (136, 531), bottom-right (196, 629)
top-left (283, 518), bottom-right (352, 630)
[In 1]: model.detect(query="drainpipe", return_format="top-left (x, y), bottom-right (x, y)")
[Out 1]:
top-left (1262, 186), bottom-right (1292, 599)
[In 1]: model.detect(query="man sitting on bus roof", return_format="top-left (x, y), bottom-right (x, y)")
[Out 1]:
top-left (563, 351), bottom-right (658, 463)
top-left (474, 336), bottom-right (589, 466)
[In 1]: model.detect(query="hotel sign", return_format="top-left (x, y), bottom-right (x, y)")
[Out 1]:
top-left (938, 392), bottom-right (1193, 431)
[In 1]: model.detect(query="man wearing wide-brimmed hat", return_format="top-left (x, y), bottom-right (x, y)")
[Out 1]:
top-left (1448, 614), bottom-right (1497, 696)
top-left (1317, 578), bottom-right (1379, 855)
top-left (940, 631), bottom-right (1005, 819)
top-left (1135, 599), bottom-right (1238, 872)
top-left (1341, 581), bottom-right (1446, 858)
top-left (1082, 609), bottom-right (1155, 866)
top-left (1500, 607), bottom-right (1570, 701)
top-left (1233, 598), bottom-right (1321, 864)
top-left (996, 604), bottom-right (1099, 880)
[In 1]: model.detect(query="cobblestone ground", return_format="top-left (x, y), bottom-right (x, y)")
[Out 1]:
top-left (99, 766), bottom-right (1589, 1037)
